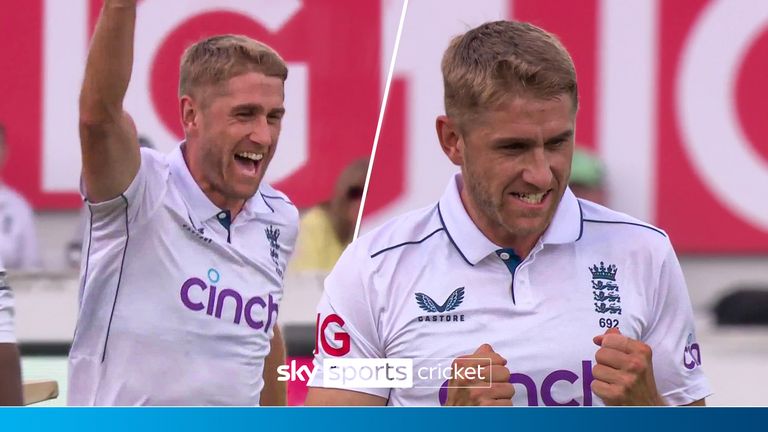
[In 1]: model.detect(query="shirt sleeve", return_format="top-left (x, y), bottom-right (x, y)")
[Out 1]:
top-left (0, 269), bottom-right (15, 344)
top-left (83, 148), bottom-right (169, 227)
top-left (308, 242), bottom-right (390, 399)
top-left (18, 205), bottom-right (41, 270)
top-left (642, 239), bottom-right (712, 405)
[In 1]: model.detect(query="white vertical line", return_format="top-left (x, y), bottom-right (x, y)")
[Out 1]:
top-left (599, 0), bottom-right (658, 222)
top-left (359, 0), bottom-right (508, 233)
top-left (353, 0), bottom-right (410, 240)
top-left (42, 0), bottom-right (88, 192)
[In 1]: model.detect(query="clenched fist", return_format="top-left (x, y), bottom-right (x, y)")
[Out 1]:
top-left (445, 344), bottom-right (514, 406)
top-left (591, 328), bottom-right (665, 406)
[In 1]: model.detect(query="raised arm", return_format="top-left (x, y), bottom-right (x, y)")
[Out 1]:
top-left (79, 0), bottom-right (140, 203)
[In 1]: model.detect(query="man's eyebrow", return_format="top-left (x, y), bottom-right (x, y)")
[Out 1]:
top-left (491, 136), bottom-right (537, 147)
top-left (545, 129), bottom-right (574, 144)
top-left (231, 103), bottom-right (264, 113)
top-left (491, 129), bottom-right (574, 148)
top-left (230, 104), bottom-right (285, 115)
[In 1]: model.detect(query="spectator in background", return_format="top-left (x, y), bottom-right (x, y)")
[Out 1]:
top-left (568, 147), bottom-right (606, 205)
top-left (279, 158), bottom-right (368, 405)
top-left (288, 158), bottom-right (368, 273)
top-left (0, 255), bottom-right (23, 405)
top-left (0, 124), bottom-right (41, 270)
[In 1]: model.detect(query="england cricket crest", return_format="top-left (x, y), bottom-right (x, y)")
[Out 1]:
top-left (590, 261), bottom-right (621, 315)
top-left (265, 225), bottom-right (283, 278)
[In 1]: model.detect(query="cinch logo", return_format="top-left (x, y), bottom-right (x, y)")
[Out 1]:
top-left (683, 333), bottom-right (702, 370)
top-left (180, 268), bottom-right (278, 332)
top-left (415, 287), bottom-right (466, 323)
top-left (438, 360), bottom-right (596, 406)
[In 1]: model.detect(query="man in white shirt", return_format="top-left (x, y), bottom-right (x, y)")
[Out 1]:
top-left (0, 124), bottom-right (41, 270)
top-left (68, 0), bottom-right (297, 405)
top-left (0, 255), bottom-right (23, 405)
top-left (306, 20), bottom-right (710, 406)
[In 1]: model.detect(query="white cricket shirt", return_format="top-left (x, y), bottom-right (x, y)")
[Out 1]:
top-left (0, 184), bottom-right (40, 270)
top-left (311, 173), bottom-right (711, 406)
top-left (68, 145), bottom-right (298, 406)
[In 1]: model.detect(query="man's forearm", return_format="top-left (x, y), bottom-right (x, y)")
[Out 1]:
top-left (0, 343), bottom-right (23, 405)
top-left (80, 0), bottom-right (137, 123)
top-left (260, 326), bottom-right (287, 406)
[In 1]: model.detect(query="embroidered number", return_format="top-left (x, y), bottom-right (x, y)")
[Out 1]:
top-left (599, 318), bottom-right (619, 328)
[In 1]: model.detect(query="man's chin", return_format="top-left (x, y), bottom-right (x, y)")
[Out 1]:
top-left (500, 214), bottom-right (551, 238)
top-left (238, 187), bottom-right (261, 200)
top-left (225, 182), bottom-right (261, 201)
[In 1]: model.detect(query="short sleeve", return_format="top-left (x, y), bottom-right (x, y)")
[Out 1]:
top-left (642, 240), bottom-right (712, 405)
top-left (308, 243), bottom-right (390, 399)
top-left (18, 205), bottom-right (41, 270)
top-left (84, 148), bottom-right (169, 227)
top-left (0, 269), bottom-right (15, 343)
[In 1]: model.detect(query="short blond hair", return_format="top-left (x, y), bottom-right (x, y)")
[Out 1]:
top-left (442, 21), bottom-right (577, 128)
top-left (179, 34), bottom-right (287, 99)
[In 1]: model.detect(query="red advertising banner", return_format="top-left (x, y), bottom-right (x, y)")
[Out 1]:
top-left (365, 0), bottom-right (768, 253)
top-left (0, 0), bottom-right (385, 210)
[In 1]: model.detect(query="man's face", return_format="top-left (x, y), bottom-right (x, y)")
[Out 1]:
top-left (343, 184), bottom-right (364, 232)
top-left (183, 71), bottom-right (285, 201)
top-left (452, 95), bottom-right (575, 246)
top-left (329, 165), bottom-right (366, 242)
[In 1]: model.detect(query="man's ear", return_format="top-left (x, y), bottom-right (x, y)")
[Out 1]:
top-left (436, 115), bottom-right (465, 166)
top-left (180, 95), bottom-right (199, 134)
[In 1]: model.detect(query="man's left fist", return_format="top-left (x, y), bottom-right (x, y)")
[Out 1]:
top-left (591, 328), bottom-right (665, 406)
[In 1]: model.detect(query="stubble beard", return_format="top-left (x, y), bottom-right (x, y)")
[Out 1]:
top-left (464, 166), bottom-right (551, 243)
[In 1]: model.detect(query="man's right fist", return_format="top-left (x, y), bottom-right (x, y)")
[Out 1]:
top-left (444, 344), bottom-right (514, 406)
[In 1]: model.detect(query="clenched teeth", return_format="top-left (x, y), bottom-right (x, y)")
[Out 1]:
top-left (511, 192), bottom-right (546, 204)
top-left (236, 152), bottom-right (264, 161)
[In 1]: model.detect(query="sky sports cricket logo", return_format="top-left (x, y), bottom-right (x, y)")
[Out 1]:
top-left (276, 358), bottom-right (493, 389)
top-left (278, 358), bottom-right (599, 406)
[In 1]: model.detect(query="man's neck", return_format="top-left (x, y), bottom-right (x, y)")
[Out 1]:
top-left (204, 188), bottom-right (246, 221)
top-left (458, 186), bottom-right (543, 259)
top-left (182, 146), bottom-right (246, 220)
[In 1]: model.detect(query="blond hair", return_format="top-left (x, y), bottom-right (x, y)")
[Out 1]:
top-left (179, 34), bottom-right (287, 99)
top-left (441, 21), bottom-right (577, 128)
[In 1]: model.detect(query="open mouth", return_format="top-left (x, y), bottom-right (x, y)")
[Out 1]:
top-left (509, 189), bottom-right (551, 205)
top-left (234, 151), bottom-right (264, 177)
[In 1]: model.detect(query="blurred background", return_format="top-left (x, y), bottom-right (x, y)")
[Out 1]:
top-left (0, 0), bottom-right (403, 405)
top-left (362, 0), bottom-right (768, 405)
top-left (1, 0), bottom-right (767, 406)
